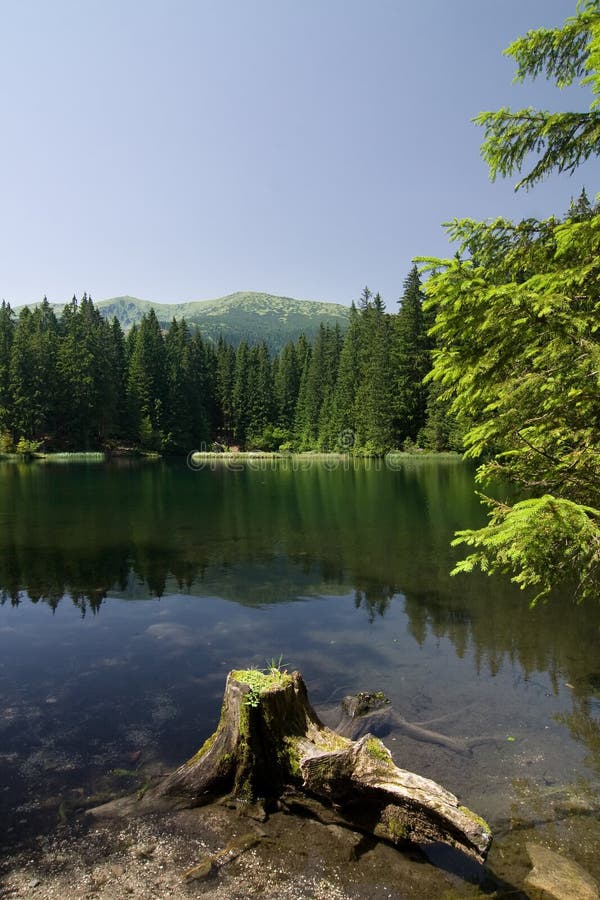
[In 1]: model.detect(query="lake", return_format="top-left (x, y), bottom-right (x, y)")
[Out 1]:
top-left (1, 456), bottom-right (599, 894)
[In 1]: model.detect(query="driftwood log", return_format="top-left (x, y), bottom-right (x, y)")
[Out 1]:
top-left (150, 669), bottom-right (491, 862)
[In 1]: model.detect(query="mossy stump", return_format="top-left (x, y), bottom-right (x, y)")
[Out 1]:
top-left (151, 670), bottom-right (491, 863)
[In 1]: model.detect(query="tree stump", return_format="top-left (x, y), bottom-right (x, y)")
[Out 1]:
top-left (152, 669), bottom-right (492, 862)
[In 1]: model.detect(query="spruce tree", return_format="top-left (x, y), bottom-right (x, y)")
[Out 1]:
top-left (214, 336), bottom-right (236, 444)
top-left (165, 318), bottom-right (192, 451)
top-left (393, 266), bottom-right (430, 446)
top-left (10, 300), bottom-right (59, 442)
top-left (275, 340), bottom-right (300, 431)
top-left (293, 324), bottom-right (339, 450)
top-left (231, 341), bottom-right (251, 445)
top-left (0, 301), bottom-right (15, 435)
top-left (246, 342), bottom-right (275, 445)
top-left (422, 1), bottom-right (600, 600)
top-left (330, 303), bottom-right (360, 449)
top-left (188, 329), bottom-right (212, 448)
top-left (106, 317), bottom-right (128, 440)
top-left (127, 309), bottom-right (168, 449)
top-left (475, 0), bottom-right (600, 191)
top-left (354, 293), bottom-right (395, 453)
top-left (56, 294), bottom-right (109, 448)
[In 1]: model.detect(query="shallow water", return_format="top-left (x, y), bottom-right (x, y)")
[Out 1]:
top-left (1, 456), bottom-right (599, 893)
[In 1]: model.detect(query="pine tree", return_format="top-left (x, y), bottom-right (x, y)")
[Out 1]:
top-left (393, 266), bottom-right (430, 446)
top-left (10, 300), bottom-right (59, 442)
top-left (317, 323), bottom-right (343, 449)
top-left (106, 317), bottom-right (128, 440)
top-left (165, 318), bottom-right (192, 451)
top-left (56, 294), bottom-right (110, 448)
top-left (188, 329), bottom-right (212, 448)
top-left (330, 303), bottom-right (360, 449)
top-left (127, 309), bottom-right (168, 449)
top-left (275, 340), bottom-right (300, 431)
top-left (566, 187), bottom-right (597, 221)
top-left (0, 301), bottom-right (15, 434)
top-left (421, 1), bottom-right (600, 600)
top-left (215, 336), bottom-right (237, 444)
top-left (231, 342), bottom-right (251, 445)
top-left (475, 1), bottom-right (600, 190)
top-left (354, 293), bottom-right (395, 453)
top-left (293, 342), bottom-right (313, 449)
top-left (246, 342), bottom-right (275, 445)
top-left (294, 324), bottom-right (340, 450)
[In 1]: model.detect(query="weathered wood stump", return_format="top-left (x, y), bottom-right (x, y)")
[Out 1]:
top-left (152, 669), bottom-right (492, 862)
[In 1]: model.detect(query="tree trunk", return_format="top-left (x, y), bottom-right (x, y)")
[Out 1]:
top-left (151, 669), bottom-right (491, 863)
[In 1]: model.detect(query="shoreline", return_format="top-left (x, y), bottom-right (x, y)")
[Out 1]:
top-left (0, 449), bottom-right (463, 464)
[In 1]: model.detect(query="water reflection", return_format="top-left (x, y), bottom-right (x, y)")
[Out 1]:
top-left (2, 458), bottom-right (600, 889)
top-left (1, 457), bottom-right (474, 609)
top-left (2, 459), bottom-right (599, 683)
top-left (3, 458), bottom-right (600, 758)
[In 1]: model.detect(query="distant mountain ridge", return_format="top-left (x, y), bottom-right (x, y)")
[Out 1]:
top-left (16, 291), bottom-right (351, 352)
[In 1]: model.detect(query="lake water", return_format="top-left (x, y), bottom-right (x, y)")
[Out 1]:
top-left (1, 456), bottom-right (600, 894)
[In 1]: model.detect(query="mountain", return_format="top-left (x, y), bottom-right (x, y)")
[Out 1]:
top-left (17, 292), bottom-right (351, 352)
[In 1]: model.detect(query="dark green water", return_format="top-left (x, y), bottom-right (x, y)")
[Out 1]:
top-left (1, 457), bottom-right (600, 892)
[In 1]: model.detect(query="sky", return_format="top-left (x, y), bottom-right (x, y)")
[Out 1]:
top-left (0, 0), bottom-right (597, 308)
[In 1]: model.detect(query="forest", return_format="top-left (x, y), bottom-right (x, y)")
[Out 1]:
top-left (0, 0), bottom-right (599, 607)
top-left (0, 267), bottom-right (460, 456)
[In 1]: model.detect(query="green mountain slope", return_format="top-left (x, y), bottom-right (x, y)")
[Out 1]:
top-left (18, 292), bottom-right (351, 351)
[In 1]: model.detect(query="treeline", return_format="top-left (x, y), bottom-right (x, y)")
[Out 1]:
top-left (0, 267), bottom-right (462, 455)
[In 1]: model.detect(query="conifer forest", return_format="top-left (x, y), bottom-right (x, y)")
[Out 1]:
top-left (0, 267), bottom-right (459, 456)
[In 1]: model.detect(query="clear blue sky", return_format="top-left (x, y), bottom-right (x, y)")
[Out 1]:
top-left (0, 0), bottom-right (596, 308)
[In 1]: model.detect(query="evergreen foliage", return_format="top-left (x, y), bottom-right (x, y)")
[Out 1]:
top-left (475, 0), bottom-right (600, 190)
top-left (0, 301), bottom-right (15, 433)
top-left (354, 293), bottom-right (395, 454)
top-left (2, 282), bottom-right (445, 456)
top-left (421, 0), bottom-right (600, 601)
top-left (393, 266), bottom-right (430, 445)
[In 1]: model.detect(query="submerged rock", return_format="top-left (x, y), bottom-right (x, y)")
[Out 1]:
top-left (525, 842), bottom-right (599, 900)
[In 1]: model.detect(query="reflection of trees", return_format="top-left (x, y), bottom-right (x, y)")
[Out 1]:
top-left (402, 586), bottom-right (600, 687)
top-left (3, 458), bottom-right (600, 768)
top-left (556, 702), bottom-right (600, 773)
top-left (2, 459), bottom-right (600, 693)
top-left (353, 583), bottom-right (394, 622)
top-left (0, 457), bottom-right (478, 614)
top-left (555, 672), bottom-right (600, 773)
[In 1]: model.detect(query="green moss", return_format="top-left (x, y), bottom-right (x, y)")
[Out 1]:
top-left (365, 737), bottom-right (392, 764)
top-left (377, 806), bottom-right (411, 843)
top-left (385, 816), bottom-right (409, 841)
top-left (318, 732), bottom-right (350, 752)
top-left (233, 668), bottom-right (292, 693)
top-left (459, 805), bottom-right (491, 832)
top-left (217, 752), bottom-right (233, 776)
top-left (234, 774), bottom-right (255, 803)
top-left (233, 667), bottom-right (293, 708)
top-left (238, 698), bottom-right (251, 737)
top-left (280, 738), bottom-right (302, 778)
top-left (186, 730), bottom-right (217, 766)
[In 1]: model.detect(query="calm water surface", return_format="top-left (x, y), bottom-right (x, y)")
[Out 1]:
top-left (1, 457), bottom-right (599, 892)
